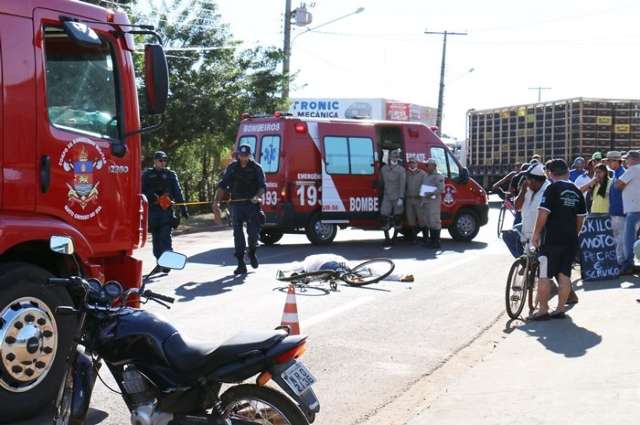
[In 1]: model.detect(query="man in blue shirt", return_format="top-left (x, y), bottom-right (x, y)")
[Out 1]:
top-left (607, 151), bottom-right (626, 265)
top-left (569, 156), bottom-right (586, 182)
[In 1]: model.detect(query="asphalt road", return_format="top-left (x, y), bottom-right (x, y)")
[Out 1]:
top-left (22, 205), bottom-right (514, 425)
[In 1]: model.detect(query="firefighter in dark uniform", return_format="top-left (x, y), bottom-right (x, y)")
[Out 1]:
top-left (141, 151), bottom-right (188, 264)
top-left (213, 144), bottom-right (266, 275)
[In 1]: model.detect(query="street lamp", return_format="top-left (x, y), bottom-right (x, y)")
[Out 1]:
top-left (282, 4), bottom-right (365, 99)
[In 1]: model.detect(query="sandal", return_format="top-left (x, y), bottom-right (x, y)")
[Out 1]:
top-left (528, 312), bottom-right (550, 321)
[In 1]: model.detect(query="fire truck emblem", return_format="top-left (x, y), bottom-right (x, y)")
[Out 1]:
top-left (59, 138), bottom-right (106, 220)
top-left (443, 184), bottom-right (457, 206)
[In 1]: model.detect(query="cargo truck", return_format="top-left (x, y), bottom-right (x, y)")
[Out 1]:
top-left (0, 1), bottom-right (168, 420)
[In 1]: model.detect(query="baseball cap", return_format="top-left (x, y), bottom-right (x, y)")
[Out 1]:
top-left (605, 151), bottom-right (622, 161)
top-left (592, 151), bottom-right (603, 161)
top-left (154, 151), bottom-right (168, 160)
top-left (526, 163), bottom-right (546, 177)
top-left (237, 144), bottom-right (252, 156)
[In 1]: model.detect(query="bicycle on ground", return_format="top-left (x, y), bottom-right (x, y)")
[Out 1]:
top-left (277, 258), bottom-right (396, 292)
top-left (505, 246), bottom-right (539, 319)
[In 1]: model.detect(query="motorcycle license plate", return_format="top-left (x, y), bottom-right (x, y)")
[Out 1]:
top-left (281, 362), bottom-right (316, 396)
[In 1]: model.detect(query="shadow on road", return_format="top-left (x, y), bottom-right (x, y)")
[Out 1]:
top-left (517, 317), bottom-right (602, 358)
top-left (175, 274), bottom-right (248, 302)
top-left (188, 238), bottom-right (489, 266)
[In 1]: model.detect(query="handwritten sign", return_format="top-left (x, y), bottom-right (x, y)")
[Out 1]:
top-left (579, 215), bottom-right (620, 281)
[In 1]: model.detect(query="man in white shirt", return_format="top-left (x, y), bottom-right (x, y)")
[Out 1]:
top-left (615, 150), bottom-right (640, 273)
top-left (515, 163), bottom-right (550, 247)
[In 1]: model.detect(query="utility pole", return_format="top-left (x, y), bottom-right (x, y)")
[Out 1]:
top-left (425, 30), bottom-right (467, 135)
top-left (529, 86), bottom-right (551, 102)
top-left (282, 0), bottom-right (293, 99)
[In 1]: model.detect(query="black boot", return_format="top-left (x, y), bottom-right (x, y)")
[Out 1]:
top-left (422, 228), bottom-right (432, 247)
top-left (431, 229), bottom-right (441, 250)
top-left (248, 248), bottom-right (259, 269)
top-left (234, 256), bottom-right (247, 275)
top-left (408, 228), bottom-right (417, 245)
top-left (383, 228), bottom-right (392, 246)
top-left (391, 227), bottom-right (399, 245)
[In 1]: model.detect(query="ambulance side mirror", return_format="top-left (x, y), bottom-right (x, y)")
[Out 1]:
top-left (456, 167), bottom-right (470, 184)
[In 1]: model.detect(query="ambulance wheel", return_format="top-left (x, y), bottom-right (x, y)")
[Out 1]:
top-left (306, 215), bottom-right (337, 245)
top-left (449, 209), bottom-right (480, 242)
top-left (0, 263), bottom-right (76, 423)
top-left (260, 230), bottom-right (284, 246)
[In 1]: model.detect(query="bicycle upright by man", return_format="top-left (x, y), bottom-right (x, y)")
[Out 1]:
top-left (531, 159), bottom-right (587, 320)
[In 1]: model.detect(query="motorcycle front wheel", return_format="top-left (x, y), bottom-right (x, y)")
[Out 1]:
top-left (221, 384), bottom-right (310, 425)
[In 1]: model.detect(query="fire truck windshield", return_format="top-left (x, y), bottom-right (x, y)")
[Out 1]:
top-left (44, 27), bottom-right (120, 140)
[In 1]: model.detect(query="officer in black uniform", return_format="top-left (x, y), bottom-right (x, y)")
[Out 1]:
top-left (141, 151), bottom-right (188, 264)
top-left (214, 145), bottom-right (266, 275)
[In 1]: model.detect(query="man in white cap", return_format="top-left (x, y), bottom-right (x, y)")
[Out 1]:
top-left (422, 158), bottom-right (445, 249)
top-left (515, 163), bottom-right (550, 249)
top-left (380, 149), bottom-right (406, 245)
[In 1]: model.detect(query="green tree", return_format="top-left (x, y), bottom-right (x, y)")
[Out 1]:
top-left (85, 0), bottom-right (288, 202)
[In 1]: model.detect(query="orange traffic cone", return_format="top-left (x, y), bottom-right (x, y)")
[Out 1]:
top-left (281, 284), bottom-right (301, 335)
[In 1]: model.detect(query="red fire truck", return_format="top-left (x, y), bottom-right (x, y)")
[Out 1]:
top-left (235, 114), bottom-right (489, 245)
top-left (0, 1), bottom-right (168, 419)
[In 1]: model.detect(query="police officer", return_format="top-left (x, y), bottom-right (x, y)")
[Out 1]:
top-left (380, 149), bottom-right (406, 245)
top-left (405, 158), bottom-right (428, 244)
top-left (213, 145), bottom-right (266, 275)
top-left (141, 151), bottom-right (188, 264)
top-left (423, 158), bottom-right (445, 249)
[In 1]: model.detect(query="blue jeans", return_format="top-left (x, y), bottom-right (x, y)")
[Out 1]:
top-left (502, 223), bottom-right (524, 258)
top-left (623, 211), bottom-right (640, 268)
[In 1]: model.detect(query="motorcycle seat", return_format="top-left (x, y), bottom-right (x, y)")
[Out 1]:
top-left (164, 329), bottom-right (288, 375)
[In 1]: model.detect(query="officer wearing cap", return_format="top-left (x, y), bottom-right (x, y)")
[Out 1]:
top-left (405, 157), bottom-right (428, 244)
top-left (214, 144), bottom-right (266, 275)
top-left (380, 149), bottom-right (406, 245)
top-left (141, 151), bottom-right (188, 264)
top-left (422, 158), bottom-right (445, 249)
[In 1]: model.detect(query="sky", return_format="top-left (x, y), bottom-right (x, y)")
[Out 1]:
top-left (173, 0), bottom-right (640, 140)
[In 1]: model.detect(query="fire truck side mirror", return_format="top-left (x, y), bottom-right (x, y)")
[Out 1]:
top-left (144, 44), bottom-right (169, 115)
top-left (50, 236), bottom-right (75, 256)
top-left (62, 21), bottom-right (102, 47)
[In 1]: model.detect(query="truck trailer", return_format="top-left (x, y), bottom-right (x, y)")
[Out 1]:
top-left (467, 97), bottom-right (640, 187)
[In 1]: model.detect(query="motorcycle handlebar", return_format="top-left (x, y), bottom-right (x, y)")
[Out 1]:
top-left (143, 290), bottom-right (175, 304)
top-left (47, 277), bottom-right (72, 286)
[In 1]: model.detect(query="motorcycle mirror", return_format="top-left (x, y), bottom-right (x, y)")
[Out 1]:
top-left (50, 236), bottom-right (75, 255)
top-left (157, 251), bottom-right (187, 271)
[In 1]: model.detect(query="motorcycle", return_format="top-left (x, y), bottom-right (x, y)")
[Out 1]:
top-left (47, 236), bottom-right (319, 425)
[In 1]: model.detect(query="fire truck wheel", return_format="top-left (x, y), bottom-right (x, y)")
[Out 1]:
top-left (259, 230), bottom-right (284, 246)
top-left (305, 215), bottom-right (337, 245)
top-left (0, 263), bottom-right (76, 423)
top-left (448, 209), bottom-right (480, 242)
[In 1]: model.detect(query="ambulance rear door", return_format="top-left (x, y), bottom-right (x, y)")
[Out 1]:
top-left (310, 121), bottom-right (380, 222)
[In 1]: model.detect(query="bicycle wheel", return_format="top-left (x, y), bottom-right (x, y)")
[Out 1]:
top-left (497, 206), bottom-right (506, 238)
top-left (277, 270), bottom-right (339, 283)
top-left (505, 257), bottom-right (527, 319)
top-left (527, 261), bottom-right (539, 313)
top-left (342, 259), bottom-right (395, 286)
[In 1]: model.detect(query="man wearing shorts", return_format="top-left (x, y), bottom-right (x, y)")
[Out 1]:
top-left (531, 159), bottom-right (587, 320)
